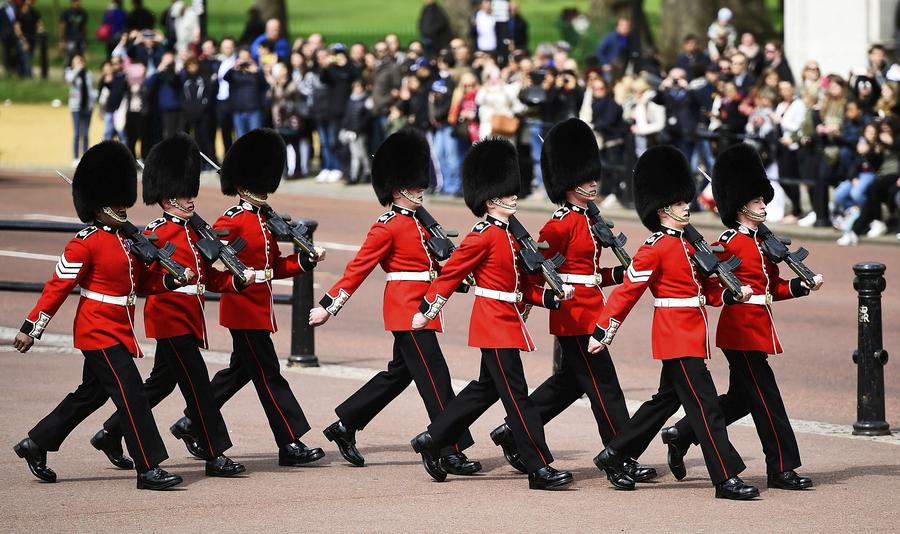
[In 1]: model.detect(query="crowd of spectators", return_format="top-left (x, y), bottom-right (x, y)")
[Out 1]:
top-left (2, 0), bottom-right (899, 243)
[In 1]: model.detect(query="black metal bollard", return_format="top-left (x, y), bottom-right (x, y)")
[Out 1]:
top-left (851, 262), bottom-right (890, 436)
top-left (287, 220), bottom-right (319, 367)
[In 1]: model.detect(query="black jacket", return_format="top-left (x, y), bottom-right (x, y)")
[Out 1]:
top-left (223, 68), bottom-right (266, 112)
top-left (321, 63), bottom-right (360, 120)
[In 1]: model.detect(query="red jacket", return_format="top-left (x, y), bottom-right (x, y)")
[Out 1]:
top-left (20, 224), bottom-right (175, 356)
top-left (540, 203), bottom-right (624, 336)
top-left (419, 215), bottom-right (559, 351)
top-left (214, 200), bottom-right (313, 332)
top-left (593, 226), bottom-right (728, 360)
top-left (714, 225), bottom-right (808, 354)
top-left (321, 205), bottom-right (443, 332)
top-left (142, 212), bottom-right (242, 348)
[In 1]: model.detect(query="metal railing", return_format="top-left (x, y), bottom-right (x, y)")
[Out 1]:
top-left (0, 219), bottom-right (318, 367)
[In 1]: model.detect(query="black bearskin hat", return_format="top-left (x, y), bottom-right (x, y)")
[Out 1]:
top-left (462, 137), bottom-right (520, 217)
top-left (540, 118), bottom-right (602, 204)
top-left (712, 142), bottom-right (774, 228)
top-left (72, 141), bottom-right (137, 223)
top-left (633, 145), bottom-right (696, 231)
top-left (372, 128), bottom-right (431, 206)
top-left (220, 128), bottom-right (285, 196)
top-left (142, 133), bottom-right (201, 205)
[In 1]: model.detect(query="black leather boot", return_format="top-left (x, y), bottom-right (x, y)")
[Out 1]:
top-left (528, 465), bottom-right (574, 490)
top-left (410, 432), bottom-right (446, 482)
top-left (715, 476), bottom-right (760, 500)
top-left (767, 470), bottom-right (813, 490)
top-left (90, 429), bottom-right (134, 469)
top-left (278, 441), bottom-right (325, 466)
top-left (206, 455), bottom-right (246, 477)
top-left (623, 458), bottom-right (658, 482)
top-left (440, 452), bottom-right (482, 475)
top-left (13, 438), bottom-right (56, 483)
top-left (489, 423), bottom-right (527, 474)
top-left (660, 426), bottom-right (689, 481)
top-left (593, 447), bottom-right (635, 490)
top-left (136, 467), bottom-right (183, 490)
top-left (323, 420), bottom-right (364, 467)
top-left (170, 417), bottom-right (205, 460)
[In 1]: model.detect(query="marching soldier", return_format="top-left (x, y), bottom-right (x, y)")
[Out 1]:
top-left (12, 141), bottom-right (191, 490)
top-left (309, 129), bottom-right (481, 474)
top-left (91, 133), bottom-right (248, 478)
top-left (660, 143), bottom-right (822, 490)
top-left (409, 138), bottom-right (577, 491)
top-left (587, 146), bottom-right (761, 500)
top-left (170, 128), bottom-right (327, 467)
top-left (488, 119), bottom-right (656, 482)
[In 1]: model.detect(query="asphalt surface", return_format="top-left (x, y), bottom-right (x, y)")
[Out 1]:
top-left (0, 170), bottom-right (899, 531)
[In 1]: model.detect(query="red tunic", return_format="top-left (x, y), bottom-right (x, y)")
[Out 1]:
top-left (214, 200), bottom-right (312, 332)
top-left (593, 226), bottom-right (727, 360)
top-left (540, 203), bottom-right (624, 337)
top-left (320, 205), bottom-right (443, 332)
top-left (142, 212), bottom-right (242, 348)
top-left (714, 225), bottom-right (807, 354)
top-left (20, 224), bottom-right (174, 356)
top-left (419, 215), bottom-right (558, 351)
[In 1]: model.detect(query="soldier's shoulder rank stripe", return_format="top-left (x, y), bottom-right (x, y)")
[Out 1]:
top-left (644, 231), bottom-right (664, 246)
top-left (74, 226), bottom-right (98, 240)
top-left (145, 217), bottom-right (167, 232)
top-left (552, 207), bottom-right (570, 220)
top-left (223, 205), bottom-right (243, 218)
top-left (719, 229), bottom-right (737, 243)
top-left (376, 211), bottom-right (396, 224)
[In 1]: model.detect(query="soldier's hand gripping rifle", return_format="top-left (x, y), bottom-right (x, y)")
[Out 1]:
top-left (415, 206), bottom-right (474, 292)
top-left (56, 171), bottom-right (190, 285)
top-left (257, 204), bottom-right (319, 262)
top-left (756, 223), bottom-right (818, 286)
top-left (683, 224), bottom-right (744, 299)
top-left (508, 215), bottom-right (567, 298)
top-left (585, 201), bottom-right (631, 268)
top-left (188, 213), bottom-right (251, 285)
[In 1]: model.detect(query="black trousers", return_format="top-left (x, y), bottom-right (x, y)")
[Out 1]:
top-left (428, 348), bottom-right (553, 474)
top-left (204, 329), bottom-right (311, 447)
top-left (216, 101), bottom-right (234, 157)
top-left (515, 335), bottom-right (630, 447)
top-left (609, 357), bottom-right (745, 485)
top-left (28, 344), bottom-right (167, 472)
top-left (103, 335), bottom-right (232, 460)
top-left (335, 330), bottom-right (474, 457)
top-left (673, 350), bottom-right (801, 475)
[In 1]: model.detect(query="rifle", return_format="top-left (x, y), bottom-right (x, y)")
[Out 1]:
top-left (756, 223), bottom-right (818, 286)
top-left (508, 215), bottom-right (567, 298)
top-left (55, 170), bottom-right (190, 285)
top-left (189, 213), bottom-right (251, 285)
top-left (415, 206), bottom-right (474, 292)
top-left (682, 224), bottom-right (744, 299)
top-left (585, 201), bottom-right (631, 268)
top-left (120, 221), bottom-right (190, 285)
top-left (258, 204), bottom-right (319, 262)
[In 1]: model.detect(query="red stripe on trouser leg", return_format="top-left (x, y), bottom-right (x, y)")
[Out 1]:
top-left (742, 351), bottom-right (784, 473)
top-left (100, 348), bottom-right (151, 470)
top-left (409, 332), bottom-right (460, 453)
top-left (495, 349), bottom-right (547, 466)
top-left (575, 340), bottom-right (617, 436)
top-left (168, 338), bottom-right (216, 458)
top-left (243, 332), bottom-right (296, 442)
top-left (678, 359), bottom-right (729, 480)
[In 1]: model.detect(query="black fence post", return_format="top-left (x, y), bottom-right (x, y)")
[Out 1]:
top-left (851, 262), bottom-right (890, 436)
top-left (287, 220), bottom-right (319, 367)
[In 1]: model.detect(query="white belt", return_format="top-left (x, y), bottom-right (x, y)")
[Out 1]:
top-left (253, 268), bottom-right (274, 283)
top-left (654, 296), bottom-right (706, 308)
top-left (558, 273), bottom-right (601, 286)
top-left (474, 286), bottom-right (522, 303)
top-left (385, 271), bottom-right (434, 282)
top-left (744, 294), bottom-right (772, 305)
top-left (81, 288), bottom-right (136, 306)
top-left (173, 283), bottom-right (205, 295)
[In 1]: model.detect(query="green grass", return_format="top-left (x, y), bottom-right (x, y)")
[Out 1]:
top-left (0, 76), bottom-right (68, 103)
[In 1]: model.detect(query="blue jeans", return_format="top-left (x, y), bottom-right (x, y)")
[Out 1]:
top-left (71, 110), bottom-right (91, 159)
top-left (316, 121), bottom-right (339, 171)
top-left (834, 171), bottom-right (877, 211)
top-left (232, 110), bottom-right (262, 139)
top-left (433, 126), bottom-right (462, 195)
top-left (528, 120), bottom-right (545, 189)
top-left (690, 139), bottom-right (715, 173)
top-left (103, 112), bottom-right (126, 145)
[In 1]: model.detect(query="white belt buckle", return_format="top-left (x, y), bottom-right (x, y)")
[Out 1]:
top-left (515, 290), bottom-right (523, 303)
top-left (126, 293), bottom-right (136, 306)
top-left (594, 273), bottom-right (602, 287)
top-left (197, 283), bottom-right (205, 295)
top-left (765, 292), bottom-right (772, 305)
top-left (429, 269), bottom-right (437, 281)
top-left (699, 295), bottom-right (706, 307)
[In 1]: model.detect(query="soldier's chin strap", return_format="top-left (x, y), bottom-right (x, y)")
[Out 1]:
top-left (490, 197), bottom-right (517, 210)
top-left (398, 189), bottom-right (423, 205)
top-left (663, 205), bottom-right (690, 223)
top-left (740, 205), bottom-right (766, 222)
top-left (168, 198), bottom-right (195, 214)
top-left (238, 189), bottom-right (267, 204)
top-left (101, 207), bottom-right (127, 223)
top-left (574, 186), bottom-right (597, 199)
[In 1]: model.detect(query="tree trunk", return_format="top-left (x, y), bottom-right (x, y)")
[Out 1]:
top-left (727, 0), bottom-right (775, 41)
top-left (443, 0), bottom-right (471, 45)
top-left (255, 0), bottom-right (289, 36)
top-left (657, 0), bottom-right (717, 68)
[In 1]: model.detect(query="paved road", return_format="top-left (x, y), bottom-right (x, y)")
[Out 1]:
top-left (0, 171), bottom-right (898, 531)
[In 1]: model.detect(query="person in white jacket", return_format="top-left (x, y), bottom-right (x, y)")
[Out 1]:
top-left (628, 78), bottom-right (665, 156)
